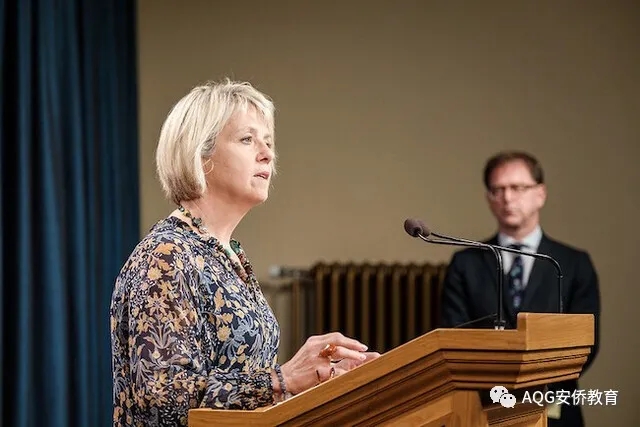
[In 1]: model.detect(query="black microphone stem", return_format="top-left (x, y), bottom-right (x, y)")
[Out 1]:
top-left (489, 243), bottom-right (564, 314)
top-left (417, 235), bottom-right (506, 330)
top-left (431, 231), bottom-right (564, 314)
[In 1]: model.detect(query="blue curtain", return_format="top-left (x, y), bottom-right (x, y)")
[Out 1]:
top-left (1, 1), bottom-right (139, 426)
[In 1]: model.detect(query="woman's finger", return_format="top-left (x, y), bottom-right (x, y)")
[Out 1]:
top-left (321, 332), bottom-right (368, 352)
top-left (362, 351), bottom-right (381, 362)
top-left (315, 365), bottom-right (338, 384)
top-left (323, 345), bottom-right (367, 363)
top-left (332, 365), bottom-right (348, 377)
top-left (332, 351), bottom-right (381, 371)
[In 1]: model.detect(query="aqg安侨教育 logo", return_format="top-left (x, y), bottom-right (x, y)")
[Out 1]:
top-left (490, 385), bottom-right (619, 408)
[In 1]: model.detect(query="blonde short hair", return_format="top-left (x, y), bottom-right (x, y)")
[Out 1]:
top-left (156, 79), bottom-right (276, 204)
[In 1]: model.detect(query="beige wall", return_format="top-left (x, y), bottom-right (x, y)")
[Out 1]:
top-left (138, 1), bottom-right (639, 424)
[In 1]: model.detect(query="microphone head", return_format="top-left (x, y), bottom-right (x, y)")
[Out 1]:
top-left (416, 220), bottom-right (431, 237)
top-left (404, 218), bottom-right (431, 238)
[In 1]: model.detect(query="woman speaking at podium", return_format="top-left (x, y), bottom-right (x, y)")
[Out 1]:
top-left (109, 79), bottom-right (379, 426)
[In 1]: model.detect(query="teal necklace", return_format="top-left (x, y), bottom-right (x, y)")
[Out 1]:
top-left (177, 205), bottom-right (256, 286)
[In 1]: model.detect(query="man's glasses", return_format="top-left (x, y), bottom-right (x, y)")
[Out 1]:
top-left (487, 184), bottom-right (539, 199)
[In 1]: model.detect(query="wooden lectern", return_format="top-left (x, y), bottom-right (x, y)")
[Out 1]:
top-left (189, 313), bottom-right (594, 427)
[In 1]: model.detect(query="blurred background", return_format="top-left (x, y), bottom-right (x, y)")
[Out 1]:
top-left (2, 0), bottom-right (638, 425)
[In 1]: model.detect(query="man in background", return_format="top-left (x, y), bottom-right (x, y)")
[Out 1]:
top-left (439, 150), bottom-right (600, 427)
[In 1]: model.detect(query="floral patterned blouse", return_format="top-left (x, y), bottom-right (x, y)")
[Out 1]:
top-left (110, 216), bottom-right (281, 426)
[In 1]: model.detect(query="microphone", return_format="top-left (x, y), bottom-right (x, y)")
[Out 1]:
top-left (404, 219), bottom-right (507, 330)
top-left (404, 218), bottom-right (564, 319)
top-left (425, 224), bottom-right (564, 314)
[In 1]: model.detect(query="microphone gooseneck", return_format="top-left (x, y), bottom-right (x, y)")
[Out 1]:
top-left (486, 243), bottom-right (564, 313)
top-left (403, 218), bottom-right (507, 330)
top-left (403, 218), bottom-right (565, 327)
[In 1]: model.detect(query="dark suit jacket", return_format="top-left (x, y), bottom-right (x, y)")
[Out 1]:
top-left (439, 233), bottom-right (600, 427)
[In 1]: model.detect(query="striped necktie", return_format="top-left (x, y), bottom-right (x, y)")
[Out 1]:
top-left (507, 244), bottom-right (525, 311)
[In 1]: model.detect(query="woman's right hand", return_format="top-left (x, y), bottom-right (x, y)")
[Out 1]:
top-left (280, 332), bottom-right (371, 395)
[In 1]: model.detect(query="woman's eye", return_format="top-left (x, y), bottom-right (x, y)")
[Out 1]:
top-left (241, 136), bottom-right (252, 144)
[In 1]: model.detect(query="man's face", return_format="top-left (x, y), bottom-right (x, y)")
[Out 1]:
top-left (486, 160), bottom-right (546, 233)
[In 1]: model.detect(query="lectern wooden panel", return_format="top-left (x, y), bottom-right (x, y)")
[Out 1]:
top-left (189, 313), bottom-right (594, 427)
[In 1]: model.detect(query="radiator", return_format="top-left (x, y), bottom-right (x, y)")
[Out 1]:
top-left (289, 262), bottom-right (448, 354)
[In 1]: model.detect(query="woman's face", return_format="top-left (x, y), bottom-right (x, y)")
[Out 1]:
top-left (205, 106), bottom-right (275, 208)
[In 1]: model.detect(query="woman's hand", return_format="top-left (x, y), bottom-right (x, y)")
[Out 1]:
top-left (280, 332), bottom-right (376, 395)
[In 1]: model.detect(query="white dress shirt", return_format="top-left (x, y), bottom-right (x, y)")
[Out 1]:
top-left (498, 225), bottom-right (543, 289)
